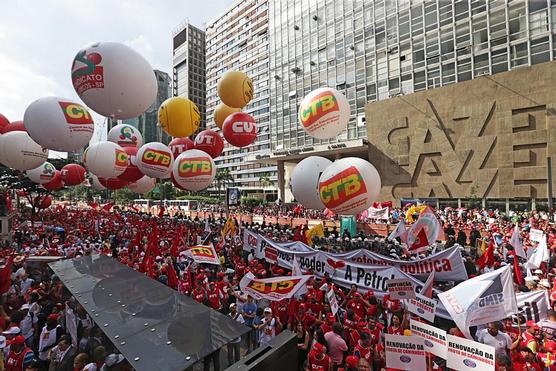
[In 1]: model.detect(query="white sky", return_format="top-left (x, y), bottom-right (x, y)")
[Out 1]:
top-left (0, 0), bottom-right (232, 145)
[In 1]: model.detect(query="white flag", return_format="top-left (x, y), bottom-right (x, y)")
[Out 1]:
top-left (388, 219), bottom-right (407, 241)
top-left (526, 236), bottom-right (549, 269)
top-left (510, 225), bottom-right (526, 259)
top-left (438, 265), bottom-right (518, 339)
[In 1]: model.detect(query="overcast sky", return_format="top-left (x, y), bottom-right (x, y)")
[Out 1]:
top-left (0, 0), bottom-right (231, 144)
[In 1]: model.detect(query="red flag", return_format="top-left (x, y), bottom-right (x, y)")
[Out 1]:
top-left (292, 225), bottom-right (303, 242)
top-left (167, 261), bottom-right (179, 289)
top-left (381, 201), bottom-right (393, 208)
top-left (170, 225), bottom-right (183, 258)
top-left (477, 241), bottom-right (495, 270)
top-left (0, 256), bottom-right (12, 294)
top-left (88, 202), bottom-right (99, 209)
top-left (149, 222), bottom-right (160, 257)
top-left (508, 251), bottom-right (524, 286)
top-left (421, 270), bottom-right (435, 298)
top-left (158, 206), bottom-right (165, 218)
top-left (139, 250), bottom-right (151, 274)
top-left (409, 228), bottom-right (429, 252)
top-left (101, 203), bottom-right (113, 212)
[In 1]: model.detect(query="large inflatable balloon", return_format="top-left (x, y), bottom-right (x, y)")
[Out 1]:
top-left (213, 103), bottom-right (240, 129)
top-left (222, 112), bottom-right (257, 148)
top-left (23, 97), bottom-right (94, 151)
top-left (42, 170), bottom-right (64, 191)
top-left (171, 173), bottom-right (187, 190)
top-left (318, 157), bottom-right (381, 215)
top-left (217, 70), bottom-right (253, 109)
top-left (117, 146), bottom-right (143, 182)
top-left (158, 97), bottom-right (200, 138)
top-left (136, 142), bottom-right (173, 179)
top-left (98, 177), bottom-right (129, 190)
top-left (298, 87), bottom-right (350, 140)
top-left (0, 114), bottom-right (9, 132)
top-left (71, 41), bottom-right (157, 119)
top-left (168, 137), bottom-right (194, 158)
top-left (1, 120), bottom-right (26, 134)
top-left (61, 164), bottom-right (87, 186)
top-left (172, 149), bottom-right (216, 191)
top-left (107, 123), bottom-right (143, 148)
top-left (194, 129), bottom-right (224, 159)
top-left (26, 162), bottom-right (57, 184)
top-left (291, 156), bottom-right (333, 210)
top-left (128, 176), bottom-right (156, 194)
top-left (83, 141), bottom-right (128, 179)
top-left (89, 174), bottom-right (106, 191)
top-left (35, 195), bottom-right (52, 209)
top-left (0, 131), bottom-right (48, 171)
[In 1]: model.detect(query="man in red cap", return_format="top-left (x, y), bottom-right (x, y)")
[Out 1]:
top-left (320, 313), bottom-right (336, 334)
top-left (306, 342), bottom-right (332, 371)
top-left (346, 292), bottom-right (366, 318)
top-left (521, 320), bottom-right (541, 352)
top-left (5, 335), bottom-right (35, 371)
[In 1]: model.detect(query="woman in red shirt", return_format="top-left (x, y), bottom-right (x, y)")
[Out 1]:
top-left (387, 313), bottom-right (404, 335)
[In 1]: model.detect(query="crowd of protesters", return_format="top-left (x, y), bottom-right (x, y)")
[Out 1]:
top-left (1, 203), bottom-right (556, 370)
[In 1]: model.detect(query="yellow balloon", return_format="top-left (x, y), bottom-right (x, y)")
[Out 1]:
top-left (217, 70), bottom-right (254, 109)
top-left (158, 97), bottom-right (200, 138)
top-left (213, 103), bottom-right (240, 129)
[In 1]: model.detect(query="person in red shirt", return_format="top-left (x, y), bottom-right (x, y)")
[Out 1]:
top-left (537, 340), bottom-right (556, 371)
top-left (521, 321), bottom-right (541, 352)
top-left (511, 346), bottom-right (542, 371)
top-left (320, 313), bottom-right (335, 334)
top-left (387, 313), bottom-right (404, 335)
top-left (346, 292), bottom-right (366, 318)
top-left (289, 303), bottom-right (317, 331)
top-left (367, 317), bottom-right (383, 345)
top-left (192, 285), bottom-right (207, 305)
top-left (207, 282), bottom-right (223, 311)
top-left (306, 342), bottom-right (332, 371)
top-left (353, 332), bottom-right (373, 364)
top-left (271, 299), bottom-right (289, 330)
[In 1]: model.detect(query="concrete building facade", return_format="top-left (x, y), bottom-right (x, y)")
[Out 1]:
top-left (172, 22), bottom-right (207, 130)
top-left (205, 0), bottom-right (275, 198)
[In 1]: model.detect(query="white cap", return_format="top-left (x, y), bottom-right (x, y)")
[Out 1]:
top-left (2, 326), bottom-right (21, 335)
top-left (534, 269), bottom-right (543, 274)
top-left (264, 307), bottom-right (272, 314)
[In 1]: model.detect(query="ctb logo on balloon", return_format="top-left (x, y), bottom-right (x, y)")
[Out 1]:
top-left (58, 102), bottom-right (93, 125)
top-left (178, 157), bottom-right (212, 177)
top-left (142, 149), bottom-right (172, 167)
top-left (319, 166), bottom-right (367, 210)
top-left (115, 149), bottom-right (128, 167)
top-left (299, 91), bottom-right (339, 129)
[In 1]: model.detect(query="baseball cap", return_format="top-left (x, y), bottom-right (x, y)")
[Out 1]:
top-left (20, 304), bottom-right (30, 310)
top-left (48, 313), bottom-right (59, 321)
top-left (345, 355), bottom-right (359, 368)
top-left (2, 327), bottom-right (21, 335)
top-left (8, 335), bottom-right (25, 346)
top-left (264, 308), bottom-right (272, 314)
top-left (312, 342), bottom-right (325, 354)
top-left (526, 320), bottom-right (540, 330)
top-left (229, 303), bottom-right (237, 310)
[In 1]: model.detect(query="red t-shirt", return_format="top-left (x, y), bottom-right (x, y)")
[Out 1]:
top-left (307, 352), bottom-right (332, 371)
top-left (271, 300), bottom-right (289, 324)
top-left (207, 289), bottom-right (222, 310)
top-left (346, 299), bottom-right (365, 318)
top-left (387, 326), bottom-right (404, 336)
top-left (192, 288), bottom-right (206, 304)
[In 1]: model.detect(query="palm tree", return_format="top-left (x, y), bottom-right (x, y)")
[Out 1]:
top-left (258, 172), bottom-right (273, 203)
top-left (215, 168), bottom-right (233, 200)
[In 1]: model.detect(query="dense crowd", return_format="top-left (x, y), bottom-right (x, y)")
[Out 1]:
top-left (1, 204), bottom-right (556, 371)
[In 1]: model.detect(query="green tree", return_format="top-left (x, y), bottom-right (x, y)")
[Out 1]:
top-left (258, 172), bottom-right (273, 202)
top-left (215, 168), bottom-right (233, 200)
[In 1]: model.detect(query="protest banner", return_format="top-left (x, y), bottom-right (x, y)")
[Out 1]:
top-left (410, 320), bottom-right (447, 359)
top-left (447, 334), bottom-right (495, 371)
top-left (407, 293), bottom-right (437, 322)
top-left (530, 228), bottom-right (545, 243)
top-left (327, 289), bottom-right (339, 316)
top-left (244, 230), bottom-right (468, 281)
top-left (438, 266), bottom-right (517, 339)
top-left (184, 244), bottom-right (220, 265)
top-left (385, 334), bottom-right (426, 370)
top-left (239, 272), bottom-right (312, 301)
top-left (387, 278), bottom-right (416, 300)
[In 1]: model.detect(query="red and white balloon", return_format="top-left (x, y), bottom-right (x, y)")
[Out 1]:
top-left (61, 164), bottom-right (87, 186)
top-left (168, 137), bottom-right (194, 158)
top-left (23, 97), bottom-right (94, 151)
top-left (26, 162), bottom-right (57, 184)
top-left (83, 141), bottom-right (128, 179)
top-left (128, 176), bottom-right (156, 194)
top-left (0, 131), bottom-right (48, 171)
top-left (107, 124), bottom-right (143, 148)
top-left (42, 170), bottom-right (64, 191)
top-left (136, 142), bottom-right (173, 179)
top-left (194, 129), bottom-right (224, 158)
top-left (117, 146), bottom-right (144, 182)
top-left (172, 149), bottom-right (216, 191)
top-left (222, 112), bottom-right (257, 147)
